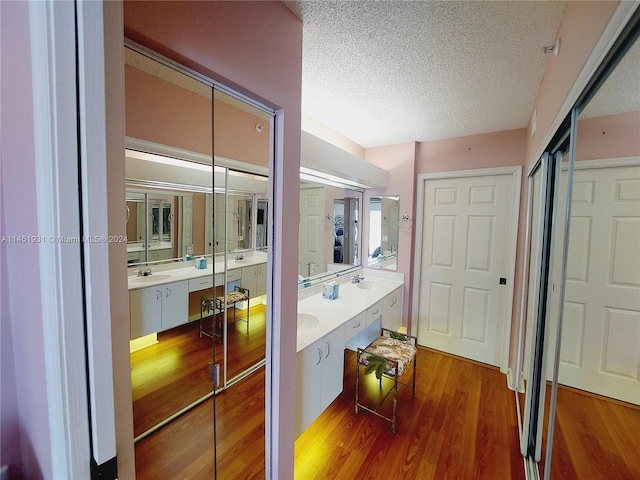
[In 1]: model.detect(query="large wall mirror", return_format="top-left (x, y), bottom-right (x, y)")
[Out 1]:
top-left (298, 180), bottom-right (362, 283)
top-left (367, 195), bottom-right (399, 270)
top-left (124, 44), bottom-right (272, 459)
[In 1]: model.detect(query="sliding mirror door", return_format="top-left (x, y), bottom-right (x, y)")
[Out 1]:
top-left (546, 32), bottom-right (640, 479)
top-left (124, 46), bottom-right (216, 441)
top-left (213, 87), bottom-right (272, 478)
top-left (124, 44), bottom-right (275, 479)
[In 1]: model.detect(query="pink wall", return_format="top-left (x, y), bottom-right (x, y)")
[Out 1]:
top-left (365, 142), bottom-right (417, 324)
top-left (123, 2), bottom-right (302, 477)
top-left (125, 64), bottom-right (213, 155)
top-left (576, 111), bottom-right (640, 160)
top-left (528, 1), bottom-right (618, 161)
top-left (0, 1), bottom-right (52, 477)
top-left (416, 128), bottom-right (528, 173)
top-left (125, 64), bottom-right (271, 167)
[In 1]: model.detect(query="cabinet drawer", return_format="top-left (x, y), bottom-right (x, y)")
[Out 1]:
top-left (226, 269), bottom-right (241, 282)
top-left (366, 300), bottom-right (383, 325)
top-left (189, 276), bottom-right (214, 292)
top-left (345, 312), bottom-right (366, 338)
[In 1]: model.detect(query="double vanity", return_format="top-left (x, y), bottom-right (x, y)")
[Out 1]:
top-left (295, 269), bottom-right (404, 436)
top-left (128, 258), bottom-right (404, 438)
top-left (128, 254), bottom-right (267, 342)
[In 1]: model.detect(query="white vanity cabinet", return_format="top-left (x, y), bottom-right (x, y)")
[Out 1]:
top-left (159, 281), bottom-right (189, 330)
top-left (130, 280), bottom-right (188, 339)
top-left (240, 264), bottom-right (267, 298)
top-left (256, 263), bottom-right (267, 297)
top-left (147, 248), bottom-right (173, 262)
top-left (295, 325), bottom-right (345, 437)
top-left (382, 286), bottom-right (403, 331)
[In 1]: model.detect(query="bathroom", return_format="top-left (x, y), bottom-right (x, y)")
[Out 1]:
top-left (1, 2), bottom-right (639, 480)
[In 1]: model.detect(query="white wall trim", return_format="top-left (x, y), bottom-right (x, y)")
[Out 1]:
top-left (76, 0), bottom-right (117, 464)
top-left (411, 166), bottom-right (522, 374)
top-left (567, 156), bottom-right (640, 171)
top-left (28, 1), bottom-right (91, 477)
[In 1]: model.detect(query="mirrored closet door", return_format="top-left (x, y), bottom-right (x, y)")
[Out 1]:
top-left (519, 13), bottom-right (640, 479)
top-left (124, 44), bottom-right (274, 479)
top-left (545, 30), bottom-right (640, 480)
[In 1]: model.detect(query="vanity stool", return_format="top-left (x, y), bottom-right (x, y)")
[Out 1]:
top-left (355, 328), bottom-right (417, 433)
top-left (216, 286), bottom-right (250, 335)
top-left (199, 295), bottom-right (222, 342)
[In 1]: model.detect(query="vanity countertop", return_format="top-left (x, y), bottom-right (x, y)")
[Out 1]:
top-left (296, 276), bottom-right (403, 352)
top-left (127, 255), bottom-right (267, 291)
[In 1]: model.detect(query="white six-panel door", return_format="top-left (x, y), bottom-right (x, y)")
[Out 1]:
top-left (548, 160), bottom-right (640, 405)
top-left (299, 187), bottom-right (325, 277)
top-left (414, 169), bottom-right (519, 367)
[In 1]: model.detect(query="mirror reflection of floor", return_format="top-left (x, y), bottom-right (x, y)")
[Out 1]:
top-left (539, 383), bottom-right (640, 479)
top-left (130, 304), bottom-right (266, 438)
top-left (134, 365), bottom-right (266, 479)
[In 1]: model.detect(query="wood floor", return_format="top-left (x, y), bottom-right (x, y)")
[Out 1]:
top-left (295, 348), bottom-right (524, 480)
top-left (134, 343), bottom-right (640, 479)
top-left (541, 384), bottom-right (640, 480)
top-left (130, 304), bottom-right (266, 437)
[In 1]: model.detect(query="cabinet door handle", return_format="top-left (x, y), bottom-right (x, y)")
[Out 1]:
top-left (353, 322), bottom-right (361, 329)
top-left (324, 342), bottom-right (330, 359)
top-left (165, 288), bottom-right (171, 298)
top-left (315, 348), bottom-right (322, 365)
top-left (371, 309), bottom-right (379, 315)
top-left (156, 290), bottom-right (162, 300)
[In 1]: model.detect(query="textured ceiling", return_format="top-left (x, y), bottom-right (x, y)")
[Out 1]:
top-left (286, 0), bottom-right (567, 148)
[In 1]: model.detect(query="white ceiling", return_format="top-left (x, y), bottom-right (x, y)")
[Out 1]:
top-left (286, 0), bottom-right (567, 148)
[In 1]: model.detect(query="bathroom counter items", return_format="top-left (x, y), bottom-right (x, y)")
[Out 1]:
top-left (127, 255), bottom-right (267, 290)
top-left (296, 274), bottom-right (403, 352)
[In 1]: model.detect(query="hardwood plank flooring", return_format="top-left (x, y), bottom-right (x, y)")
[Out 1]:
top-left (295, 348), bottom-right (525, 480)
top-left (134, 343), bottom-right (639, 479)
top-left (130, 304), bottom-right (266, 437)
top-left (542, 384), bottom-right (640, 480)
top-left (134, 367), bottom-right (265, 480)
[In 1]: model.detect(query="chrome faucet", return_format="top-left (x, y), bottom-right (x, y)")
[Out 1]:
top-left (137, 268), bottom-right (152, 277)
top-left (351, 273), bottom-right (365, 284)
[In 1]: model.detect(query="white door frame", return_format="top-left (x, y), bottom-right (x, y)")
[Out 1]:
top-left (411, 166), bottom-right (522, 373)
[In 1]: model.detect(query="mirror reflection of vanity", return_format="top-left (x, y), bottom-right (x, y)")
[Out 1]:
top-left (368, 195), bottom-right (399, 270)
top-left (126, 190), bottom-right (183, 264)
top-left (298, 180), bottom-right (363, 282)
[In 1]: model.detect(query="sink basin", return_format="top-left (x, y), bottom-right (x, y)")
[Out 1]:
top-left (297, 313), bottom-right (319, 330)
top-left (130, 274), bottom-right (173, 283)
top-left (356, 281), bottom-right (380, 291)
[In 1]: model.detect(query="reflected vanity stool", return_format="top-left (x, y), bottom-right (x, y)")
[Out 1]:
top-left (217, 286), bottom-right (250, 335)
top-left (200, 286), bottom-right (250, 341)
top-left (355, 328), bottom-right (417, 433)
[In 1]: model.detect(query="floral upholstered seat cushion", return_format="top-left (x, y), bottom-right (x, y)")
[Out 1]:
top-left (359, 336), bottom-right (417, 377)
top-left (218, 291), bottom-right (248, 305)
